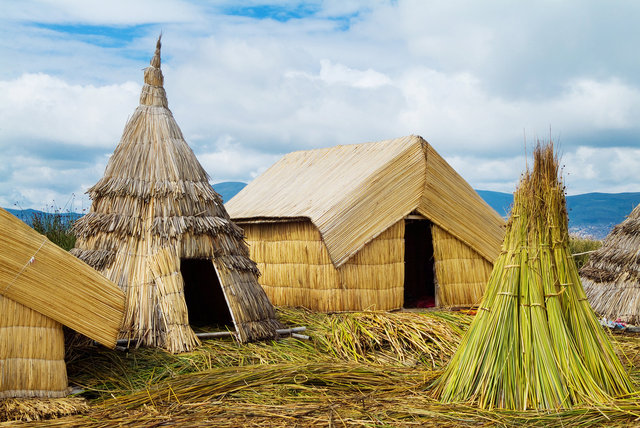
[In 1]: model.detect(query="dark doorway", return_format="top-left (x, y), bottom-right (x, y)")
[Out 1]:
top-left (180, 259), bottom-right (233, 328)
top-left (403, 220), bottom-right (436, 308)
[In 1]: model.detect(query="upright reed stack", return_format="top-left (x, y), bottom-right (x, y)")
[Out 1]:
top-left (434, 142), bottom-right (633, 410)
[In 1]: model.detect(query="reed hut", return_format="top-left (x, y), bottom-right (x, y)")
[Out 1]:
top-left (226, 135), bottom-right (506, 312)
top-left (71, 37), bottom-right (280, 353)
top-left (581, 203), bottom-right (640, 324)
top-left (0, 208), bottom-right (124, 399)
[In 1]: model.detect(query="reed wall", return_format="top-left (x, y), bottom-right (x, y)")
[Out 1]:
top-left (243, 220), bottom-right (404, 312)
top-left (431, 224), bottom-right (493, 307)
top-left (0, 295), bottom-right (67, 398)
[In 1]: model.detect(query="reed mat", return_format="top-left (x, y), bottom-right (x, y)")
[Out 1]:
top-left (4, 308), bottom-right (640, 427)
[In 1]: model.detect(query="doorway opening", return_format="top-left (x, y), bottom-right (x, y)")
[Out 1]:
top-left (180, 259), bottom-right (233, 328)
top-left (403, 219), bottom-right (436, 308)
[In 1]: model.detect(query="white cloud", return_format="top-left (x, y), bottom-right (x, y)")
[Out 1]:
top-left (0, 73), bottom-right (139, 147)
top-left (196, 136), bottom-right (282, 182)
top-left (2, 1), bottom-right (640, 209)
top-left (5, 0), bottom-right (201, 24)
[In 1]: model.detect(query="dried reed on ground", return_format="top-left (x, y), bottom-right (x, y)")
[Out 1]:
top-left (5, 309), bottom-right (640, 427)
top-left (434, 142), bottom-right (634, 410)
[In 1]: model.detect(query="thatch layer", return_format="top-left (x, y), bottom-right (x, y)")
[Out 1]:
top-left (432, 224), bottom-right (493, 307)
top-left (435, 142), bottom-right (633, 410)
top-left (0, 295), bottom-right (67, 399)
top-left (227, 135), bottom-right (505, 269)
top-left (72, 36), bottom-right (279, 352)
top-left (243, 220), bottom-right (404, 311)
top-left (581, 204), bottom-right (640, 324)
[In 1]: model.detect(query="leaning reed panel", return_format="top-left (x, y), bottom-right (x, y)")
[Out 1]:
top-left (432, 224), bottom-right (493, 307)
top-left (212, 262), bottom-right (281, 342)
top-left (0, 208), bottom-right (124, 348)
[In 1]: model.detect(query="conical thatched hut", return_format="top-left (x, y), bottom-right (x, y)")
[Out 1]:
top-left (72, 37), bottom-right (280, 353)
top-left (226, 135), bottom-right (506, 312)
top-left (0, 208), bottom-right (124, 399)
top-left (581, 203), bottom-right (640, 324)
top-left (434, 142), bottom-right (632, 410)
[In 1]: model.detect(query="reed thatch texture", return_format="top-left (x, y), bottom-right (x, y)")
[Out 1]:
top-left (432, 224), bottom-right (494, 307)
top-left (228, 136), bottom-right (504, 310)
top-left (434, 142), bottom-right (633, 410)
top-left (0, 207), bottom-right (124, 399)
top-left (243, 220), bottom-right (404, 311)
top-left (0, 295), bottom-right (67, 399)
top-left (71, 36), bottom-right (280, 353)
top-left (228, 135), bottom-right (504, 268)
top-left (581, 203), bottom-right (640, 324)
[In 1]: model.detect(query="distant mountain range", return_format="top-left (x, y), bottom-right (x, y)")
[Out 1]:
top-left (476, 190), bottom-right (640, 239)
top-left (5, 183), bottom-right (640, 240)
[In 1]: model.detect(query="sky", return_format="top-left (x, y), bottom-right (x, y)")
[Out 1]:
top-left (1, 0), bottom-right (640, 211)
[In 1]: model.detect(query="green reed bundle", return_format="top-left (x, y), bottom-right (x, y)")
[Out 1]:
top-left (434, 142), bottom-right (633, 410)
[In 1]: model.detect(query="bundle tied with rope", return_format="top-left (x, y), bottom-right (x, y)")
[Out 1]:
top-left (433, 141), bottom-right (633, 410)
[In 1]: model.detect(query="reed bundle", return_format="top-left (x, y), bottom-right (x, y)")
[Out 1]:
top-left (581, 203), bottom-right (640, 324)
top-left (434, 142), bottom-right (634, 410)
top-left (71, 36), bottom-right (280, 352)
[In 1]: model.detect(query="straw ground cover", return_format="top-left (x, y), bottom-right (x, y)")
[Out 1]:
top-left (5, 308), bottom-right (640, 426)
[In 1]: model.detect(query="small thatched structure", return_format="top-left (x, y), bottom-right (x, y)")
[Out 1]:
top-left (72, 36), bottom-right (280, 353)
top-left (226, 135), bottom-right (506, 312)
top-left (581, 203), bottom-right (640, 324)
top-left (0, 208), bottom-right (124, 399)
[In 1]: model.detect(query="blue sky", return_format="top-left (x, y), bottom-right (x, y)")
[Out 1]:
top-left (1, 0), bottom-right (640, 211)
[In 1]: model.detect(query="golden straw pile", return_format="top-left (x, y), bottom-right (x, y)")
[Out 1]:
top-left (434, 142), bottom-right (634, 410)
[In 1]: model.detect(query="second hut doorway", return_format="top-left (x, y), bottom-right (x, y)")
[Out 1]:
top-left (180, 259), bottom-right (234, 328)
top-left (403, 216), bottom-right (437, 308)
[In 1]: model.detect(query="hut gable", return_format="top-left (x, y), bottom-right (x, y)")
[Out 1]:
top-left (226, 135), bottom-right (505, 267)
top-left (72, 36), bottom-right (280, 353)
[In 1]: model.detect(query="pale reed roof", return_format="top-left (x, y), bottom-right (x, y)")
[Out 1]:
top-left (0, 208), bottom-right (124, 348)
top-left (226, 135), bottom-right (505, 267)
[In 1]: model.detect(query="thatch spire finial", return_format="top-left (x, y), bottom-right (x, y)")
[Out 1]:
top-left (143, 34), bottom-right (164, 88)
top-left (150, 34), bottom-right (162, 69)
top-left (141, 34), bottom-right (166, 106)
